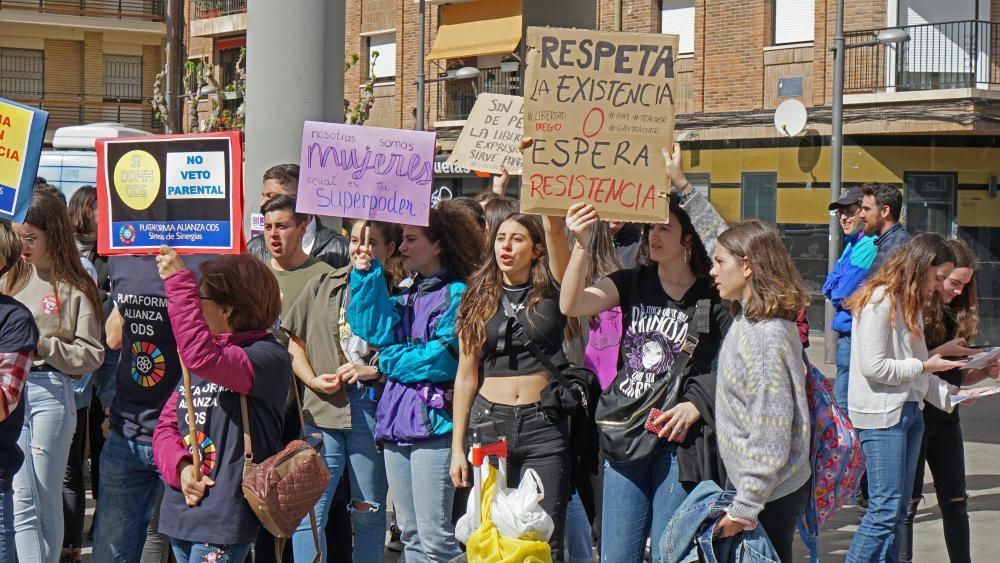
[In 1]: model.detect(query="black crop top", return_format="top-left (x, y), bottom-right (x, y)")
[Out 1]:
top-left (482, 282), bottom-right (567, 377)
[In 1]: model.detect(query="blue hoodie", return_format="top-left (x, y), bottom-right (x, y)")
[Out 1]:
top-left (823, 231), bottom-right (877, 334)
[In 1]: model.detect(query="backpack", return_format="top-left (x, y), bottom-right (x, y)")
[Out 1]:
top-left (796, 355), bottom-right (866, 563)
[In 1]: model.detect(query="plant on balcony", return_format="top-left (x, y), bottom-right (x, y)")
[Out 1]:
top-left (500, 54), bottom-right (519, 73)
top-left (447, 59), bottom-right (464, 77)
top-left (195, 0), bottom-right (224, 17)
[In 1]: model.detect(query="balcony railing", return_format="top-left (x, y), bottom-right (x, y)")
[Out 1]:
top-left (437, 66), bottom-right (520, 122)
top-left (2, 93), bottom-right (162, 133)
top-left (192, 0), bottom-right (246, 19)
top-left (0, 0), bottom-right (164, 21)
top-left (845, 20), bottom-right (1000, 93)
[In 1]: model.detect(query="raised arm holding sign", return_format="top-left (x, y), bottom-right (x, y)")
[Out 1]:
top-left (521, 27), bottom-right (679, 223)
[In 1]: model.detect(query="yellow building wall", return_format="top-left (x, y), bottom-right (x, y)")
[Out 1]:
top-left (689, 144), bottom-right (1000, 227)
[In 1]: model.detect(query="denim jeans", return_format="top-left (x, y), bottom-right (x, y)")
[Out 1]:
top-left (601, 442), bottom-right (689, 563)
top-left (292, 386), bottom-right (388, 563)
top-left (93, 430), bottom-right (165, 563)
top-left (833, 334), bottom-right (851, 413)
top-left (847, 402), bottom-right (924, 563)
top-left (13, 372), bottom-right (76, 563)
top-left (469, 396), bottom-right (573, 561)
top-left (0, 486), bottom-right (13, 563)
top-left (383, 434), bottom-right (462, 563)
top-left (170, 539), bottom-right (252, 563)
top-left (901, 415), bottom-right (970, 563)
top-left (565, 492), bottom-right (594, 563)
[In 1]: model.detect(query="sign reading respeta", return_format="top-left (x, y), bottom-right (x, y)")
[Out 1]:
top-left (521, 27), bottom-right (678, 223)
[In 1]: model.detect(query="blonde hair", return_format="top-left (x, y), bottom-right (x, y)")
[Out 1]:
top-left (716, 220), bottom-right (809, 321)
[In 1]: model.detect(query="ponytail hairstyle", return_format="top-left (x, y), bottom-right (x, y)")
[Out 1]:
top-left (845, 233), bottom-right (955, 336)
top-left (924, 238), bottom-right (978, 344)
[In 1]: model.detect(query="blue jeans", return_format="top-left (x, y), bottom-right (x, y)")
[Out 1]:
top-left (565, 492), bottom-right (594, 563)
top-left (0, 487), bottom-right (13, 563)
top-left (93, 430), bottom-right (165, 563)
top-left (383, 434), bottom-right (462, 563)
top-left (833, 334), bottom-right (851, 413)
top-left (170, 539), bottom-right (251, 563)
top-left (601, 443), bottom-right (689, 563)
top-left (292, 387), bottom-right (388, 563)
top-left (13, 372), bottom-right (76, 563)
top-left (847, 402), bottom-right (924, 563)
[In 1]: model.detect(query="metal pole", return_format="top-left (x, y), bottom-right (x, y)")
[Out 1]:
top-left (164, 0), bottom-right (175, 134)
top-left (416, 0), bottom-right (426, 130)
top-left (825, 0), bottom-right (845, 364)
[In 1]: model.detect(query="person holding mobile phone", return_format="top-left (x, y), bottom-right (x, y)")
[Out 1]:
top-left (899, 239), bottom-right (1000, 563)
top-left (844, 234), bottom-right (983, 562)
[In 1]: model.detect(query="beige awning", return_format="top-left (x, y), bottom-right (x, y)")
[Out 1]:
top-left (426, 0), bottom-right (522, 61)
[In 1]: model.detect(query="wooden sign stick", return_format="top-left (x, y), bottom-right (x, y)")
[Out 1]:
top-left (181, 361), bottom-right (201, 481)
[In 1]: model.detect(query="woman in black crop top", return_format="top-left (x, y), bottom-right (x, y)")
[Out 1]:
top-left (450, 212), bottom-right (574, 560)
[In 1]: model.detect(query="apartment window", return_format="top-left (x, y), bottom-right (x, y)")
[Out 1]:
top-left (773, 0), bottom-right (815, 45)
top-left (104, 55), bottom-right (143, 102)
top-left (661, 0), bottom-right (695, 54)
top-left (219, 48), bottom-right (242, 91)
top-left (687, 172), bottom-right (711, 199)
top-left (367, 33), bottom-right (396, 82)
top-left (741, 172), bottom-right (777, 223)
top-left (0, 48), bottom-right (44, 98)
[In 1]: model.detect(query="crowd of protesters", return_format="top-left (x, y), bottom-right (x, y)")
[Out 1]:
top-left (0, 146), bottom-right (996, 563)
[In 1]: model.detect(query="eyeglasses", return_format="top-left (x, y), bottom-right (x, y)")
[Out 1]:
top-left (199, 295), bottom-right (215, 301)
top-left (834, 206), bottom-right (860, 218)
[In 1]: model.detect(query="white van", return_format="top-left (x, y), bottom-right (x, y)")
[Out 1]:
top-left (38, 123), bottom-right (152, 199)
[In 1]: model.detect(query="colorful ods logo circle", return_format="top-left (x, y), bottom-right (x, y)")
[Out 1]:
top-left (183, 430), bottom-right (217, 475)
top-left (118, 224), bottom-right (137, 245)
top-left (113, 149), bottom-right (160, 210)
top-left (131, 341), bottom-right (166, 387)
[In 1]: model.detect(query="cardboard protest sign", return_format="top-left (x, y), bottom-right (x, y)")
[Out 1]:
top-left (522, 27), bottom-right (678, 223)
top-left (447, 94), bottom-right (523, 175)
top-left (0, 97), bottom-right (48, 223)
top-left (96, 132), bottom-right (245, 255)
top-left (298, 121), bottom-right (437, 227)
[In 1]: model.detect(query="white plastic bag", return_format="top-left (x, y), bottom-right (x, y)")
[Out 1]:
top-left (456, 467), bottom-right (554, 544)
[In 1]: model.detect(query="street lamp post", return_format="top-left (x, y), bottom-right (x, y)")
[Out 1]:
top-left (825, 0), bottom-right (909, 362)
top-left (417, 0), bottom-right (426, 130)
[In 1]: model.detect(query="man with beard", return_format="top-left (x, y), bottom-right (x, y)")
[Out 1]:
top-left (860, 183), bottom-right (910, 273)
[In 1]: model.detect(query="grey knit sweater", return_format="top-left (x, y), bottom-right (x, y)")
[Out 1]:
top-left (716, 313), bottom-right (812, 524)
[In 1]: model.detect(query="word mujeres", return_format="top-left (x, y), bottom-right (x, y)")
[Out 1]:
top-left (306, 142), bottom-right (432, 185)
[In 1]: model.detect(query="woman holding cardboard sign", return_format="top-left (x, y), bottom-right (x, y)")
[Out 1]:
top-left (560, 194), bottom-right (731, 563)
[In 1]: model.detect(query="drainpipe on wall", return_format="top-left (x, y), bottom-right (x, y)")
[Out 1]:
top-left (615, 0), bottom-right (622, 31)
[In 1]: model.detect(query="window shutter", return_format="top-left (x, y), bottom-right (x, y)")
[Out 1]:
top-left (774, 0), bottom-right (815, 45)
top-left (661, 0), bottom-right (695, 54)
top-left (368, 34), bottom-right (396, 80)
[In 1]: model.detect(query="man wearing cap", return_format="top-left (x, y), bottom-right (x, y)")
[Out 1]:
top-left (822, 186), bottom-right (878, 413)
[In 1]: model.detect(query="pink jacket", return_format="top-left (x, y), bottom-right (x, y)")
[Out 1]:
top-left (152, 270), bottom-right (269, 490)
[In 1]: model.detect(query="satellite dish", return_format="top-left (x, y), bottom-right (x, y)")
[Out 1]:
top-left (774, 99), bottom-right (808, 137)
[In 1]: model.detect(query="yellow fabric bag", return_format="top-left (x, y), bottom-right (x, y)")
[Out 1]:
top-left (464, 465), bottom-right (553, 563)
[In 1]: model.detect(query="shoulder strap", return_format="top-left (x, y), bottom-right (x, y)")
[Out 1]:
top-left (500, 294), bottom-right (570, 387)
top-left (239, 395), bottom-right (253, 470)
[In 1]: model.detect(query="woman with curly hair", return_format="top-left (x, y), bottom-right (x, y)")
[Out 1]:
top-left (347, 200), bottom-right (484, 562)
top-left (561, 198), bottom-right (731, 563)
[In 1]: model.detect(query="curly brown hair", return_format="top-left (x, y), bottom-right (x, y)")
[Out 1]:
top-left (424, 200), bottom-right (485, 281)
top-left (716, 220), bottom-right (809, 321)
top-left (845, 233), bottom-right (955, 336)
top-left (924, 238), bottom-right (978, 344)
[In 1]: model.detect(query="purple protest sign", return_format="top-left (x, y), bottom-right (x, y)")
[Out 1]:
top-left (297, 121), bottom-right (437, 227)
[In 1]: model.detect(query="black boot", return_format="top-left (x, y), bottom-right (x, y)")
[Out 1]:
top-left (899, 497), bottom-right (921, 563)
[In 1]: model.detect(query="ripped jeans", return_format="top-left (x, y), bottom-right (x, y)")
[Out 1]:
top-left (13, 372), bottom-right (76, 563)
top-left (169, 540), bottom-right (251, 563)
top-left (292, 385), bottom-right (388, 563)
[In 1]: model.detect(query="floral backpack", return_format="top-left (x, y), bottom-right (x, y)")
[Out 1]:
top-left (797, 355), bottom-right (866, 563)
